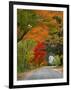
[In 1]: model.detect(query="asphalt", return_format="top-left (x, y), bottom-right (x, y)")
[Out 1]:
top-left (24, 66), bottom-right (63, 80)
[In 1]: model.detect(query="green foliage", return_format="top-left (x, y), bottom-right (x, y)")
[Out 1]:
top-left (43, 15), bottom-right (63, 66)
top-left (17, 41), bottom-right (24, 72)
top-left (52, 55), bottom-right (61, 66)
top-left (17, 9), bottom-right (42, 42)
top-left (45, 15), bottom-right (63, 53)
top-left (49, 27), bottom-right (58, 34)
top-left (53, 16), bottom-right (62, 24)
top-left (22, 39), bottom-right (37, 64)
top-left (17, 39), bottom-right (37, 73)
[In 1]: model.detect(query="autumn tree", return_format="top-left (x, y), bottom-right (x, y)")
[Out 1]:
top-left (33, 42), bottom-right (47, 67)
top-left (44, 15), bottom-right (63, 65)
top-left (17, 9), bottom-right (42, 42)
top-left (17, 39), bottom-right (37, 72)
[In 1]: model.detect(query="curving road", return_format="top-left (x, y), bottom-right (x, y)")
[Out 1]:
top-left (24, 66), bottom-right (63, 80)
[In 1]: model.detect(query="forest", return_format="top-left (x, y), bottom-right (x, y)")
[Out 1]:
top-left (17, 9), bottom-right (63, 79)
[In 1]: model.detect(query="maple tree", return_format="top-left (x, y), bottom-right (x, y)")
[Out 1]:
top-left (33, 42), bottom-right (47, 66)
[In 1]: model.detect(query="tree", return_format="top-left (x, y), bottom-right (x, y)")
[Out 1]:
top-left (33, 42), bottom-right (47, 66)
top-left (43, 15), bottom-right (63, 66)
top-left (17, 39), bottom-right (37, 72)
top-left (17, 9), bottom-right (42, 42)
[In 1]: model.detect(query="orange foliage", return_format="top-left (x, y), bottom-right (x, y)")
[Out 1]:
top-left (34, 10), bottom-right (63, 20)
top-left (23, 26), bottom-right (49, 43)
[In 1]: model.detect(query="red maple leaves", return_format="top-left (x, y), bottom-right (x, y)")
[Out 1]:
top-left (33, 42), bottom-right (47, 64)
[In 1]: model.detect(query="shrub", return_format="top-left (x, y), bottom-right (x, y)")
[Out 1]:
top-left (52, 55), bottom-right (61, 66)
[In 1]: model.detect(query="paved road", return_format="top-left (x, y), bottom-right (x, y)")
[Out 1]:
top-left (24, 66), bottom-right (63, 80)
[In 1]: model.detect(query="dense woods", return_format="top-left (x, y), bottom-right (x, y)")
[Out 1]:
top-left (17, 9), bottom-right (63, 73)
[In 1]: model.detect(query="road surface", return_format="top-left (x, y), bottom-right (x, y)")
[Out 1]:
top-left (23, 66), bottom-right (63, 80)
